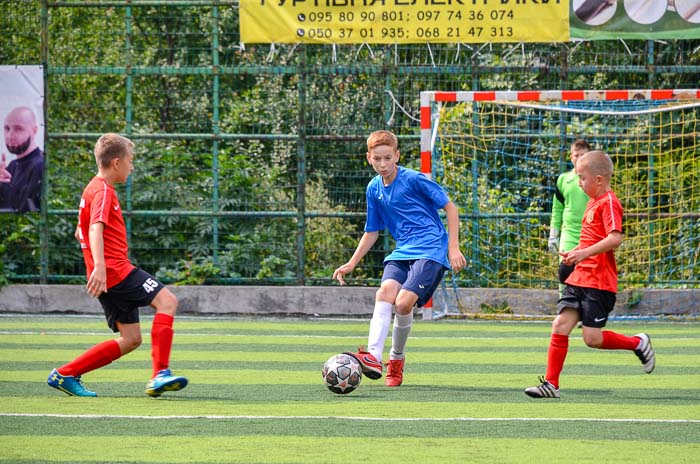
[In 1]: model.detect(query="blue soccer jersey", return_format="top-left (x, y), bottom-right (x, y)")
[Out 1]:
top-left (365, 166), bottom-right (451, 268)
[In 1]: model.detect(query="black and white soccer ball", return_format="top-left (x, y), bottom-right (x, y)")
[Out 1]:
top-left (322, 353), bottom-right (362, 394)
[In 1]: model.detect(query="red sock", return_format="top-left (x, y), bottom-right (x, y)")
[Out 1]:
top-left (544, 333), bottom-right (569, 389)
top-left (151, 313), bottom-right (174, 377)
top-left (58, 339), bottom-right (121, 377)
top-left (601, 331), bottom-right (640, 350)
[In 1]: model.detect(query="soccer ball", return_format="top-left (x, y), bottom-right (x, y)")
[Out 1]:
top-left (322, 353), bottom-right (362, 394)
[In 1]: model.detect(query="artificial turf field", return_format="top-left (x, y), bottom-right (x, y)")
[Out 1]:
top-left (0, 314), bottom-right (698, 463)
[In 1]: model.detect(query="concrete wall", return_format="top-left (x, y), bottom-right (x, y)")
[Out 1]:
top-left (0, 285), bottom-right (377, 317)
top-left (1, 284), bottom-right (697, 318)
top-left (432, 287), bottom-right (700, 318)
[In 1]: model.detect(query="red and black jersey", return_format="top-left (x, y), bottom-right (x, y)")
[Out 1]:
top-left (78, 176), bottom-right (135, 288)
top-left (565, 190), bottom-right (623, 293)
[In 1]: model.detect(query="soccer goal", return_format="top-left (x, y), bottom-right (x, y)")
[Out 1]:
top-left (419, 89), bottom-right (700, 320)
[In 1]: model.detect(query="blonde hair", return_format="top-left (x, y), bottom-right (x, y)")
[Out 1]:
top-left (367, 130), bottom-right (398, 151)
top-left (578, 150), bottom-right (613, 177)
top-left (94, 133), bottom-right (133, 168)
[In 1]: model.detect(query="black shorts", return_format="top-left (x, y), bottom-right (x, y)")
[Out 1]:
top-left (558, 262), bottom-right (575, 285)
top-left (382, 259), bottom-right (447, 307)
top-left (557, 284), bottom-right (616, 328)
top-left (98, 268), bottom-right (165, 332)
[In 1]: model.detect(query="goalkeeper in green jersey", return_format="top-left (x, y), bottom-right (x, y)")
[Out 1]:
top-left (549, 139), bottom-right (591, 286)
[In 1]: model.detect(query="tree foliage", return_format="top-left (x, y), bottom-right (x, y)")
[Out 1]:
top-left (1, 3), bottom-right (699, 288)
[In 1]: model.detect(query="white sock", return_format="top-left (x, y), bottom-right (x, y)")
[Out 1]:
top-left (390, 312), bottom-right (413, 360)
top-left (367, 301), bottom-right (393, 363)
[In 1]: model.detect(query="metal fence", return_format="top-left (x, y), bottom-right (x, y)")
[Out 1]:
top-left (1, 1), bottom-right (699, 290)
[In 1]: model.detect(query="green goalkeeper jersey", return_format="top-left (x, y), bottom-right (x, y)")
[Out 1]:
top-left (550, 169), bottom-right (589, 252)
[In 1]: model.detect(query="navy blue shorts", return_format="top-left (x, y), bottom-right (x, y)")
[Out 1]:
top-left (557, 284), bottom-right (616, 328)
top-left (382, 259), bottom-right (447, 307)
top-left (98, 268), bottom-right (164, 332)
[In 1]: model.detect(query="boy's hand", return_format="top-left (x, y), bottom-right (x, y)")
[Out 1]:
top-left (560, 248), bottom-right (584, 266)
top-left (449, 248), bottom-right (467, 272)
top-left (332, 263), bottom-right (355, 285)
top-left (86, 265), bottom-right (107, 297)
top-left (547, 228), bottom-right (560, 254)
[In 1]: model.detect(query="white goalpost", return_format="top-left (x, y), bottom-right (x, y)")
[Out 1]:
top-left (419, 89), bottom-right (700, 320)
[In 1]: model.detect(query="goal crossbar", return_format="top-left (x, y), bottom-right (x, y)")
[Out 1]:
top-left (419, 89), bottom-right (700, 176)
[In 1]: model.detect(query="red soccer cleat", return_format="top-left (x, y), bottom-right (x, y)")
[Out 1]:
top-left (384, 358), bottom-right (404, 387)
top-left (343, 347), bottom-right (383, 380)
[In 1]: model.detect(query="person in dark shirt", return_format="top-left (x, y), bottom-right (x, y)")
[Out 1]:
top-left (0, 106), bottom-right (44, 212)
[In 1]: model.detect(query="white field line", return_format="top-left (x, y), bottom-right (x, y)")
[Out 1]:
top-left (2, 412), bottom-right (699, 424)
top-left (1, 331), bottom-right (699, 342)
top-left (0, 330), bottom-right (542, 339)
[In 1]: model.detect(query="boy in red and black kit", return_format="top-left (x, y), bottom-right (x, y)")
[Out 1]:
top-left (47, 133), bottom-right (188, 397)
top-left (525, 150), bottom-right (655, 399)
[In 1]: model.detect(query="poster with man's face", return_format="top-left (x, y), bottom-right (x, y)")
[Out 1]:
top-left (0, 66), bottom-right (45, 213)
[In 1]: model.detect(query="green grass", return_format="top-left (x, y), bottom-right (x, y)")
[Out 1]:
top-left (1, 315), bottom-right (699, 463)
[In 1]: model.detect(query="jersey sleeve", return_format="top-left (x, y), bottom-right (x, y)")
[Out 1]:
top-left (414, 173), bottom-right (450, 209)
top-left (549, 174), bottom-right (565, 230)
top-left (89, 185), bottom-right (113, 226)
top-left (364, 182), bottom-right (384, 232)
top-left (602, 193), bottom-right (623, 235)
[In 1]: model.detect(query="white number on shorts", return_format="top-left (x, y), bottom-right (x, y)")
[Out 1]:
top-left (142, 278), bottom-right (159, 293)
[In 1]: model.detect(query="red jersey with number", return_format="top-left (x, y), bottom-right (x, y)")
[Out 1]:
top-left (78, 176), bottom-right (135, 288)
top-left (565, 190), bottom-right (622, 293)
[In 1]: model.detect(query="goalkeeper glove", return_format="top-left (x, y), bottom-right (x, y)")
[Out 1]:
top-left (548, 228), bottom-right (560, 254)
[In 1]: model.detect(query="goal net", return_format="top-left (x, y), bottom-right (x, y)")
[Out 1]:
top-left (420, 89), bottom-right (700, 320)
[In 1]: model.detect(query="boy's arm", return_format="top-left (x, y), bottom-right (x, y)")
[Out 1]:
top-left (550, 183), bottom-right (565, 229)
top-left (86, 222), bottom-right (108, 297)
top-left (560, 230), bottom-right (622, 266)
top-left (443, 201), bottom-right (467, 272)
top-left (333, 231), bottom-right (379, 285)
top-left (548, 177), bottom-right (565, 253)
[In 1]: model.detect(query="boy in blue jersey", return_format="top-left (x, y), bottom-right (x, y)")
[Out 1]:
top-left (333, 130), bottom-right (466, 387)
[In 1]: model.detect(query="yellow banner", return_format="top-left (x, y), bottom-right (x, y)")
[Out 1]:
top-left (240, 1), bottom-right (570, 44)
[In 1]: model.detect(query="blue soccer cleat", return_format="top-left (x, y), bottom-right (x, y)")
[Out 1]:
top-left (145, 369), bottom-right (188, 397)
top-left (47, 368), bottom-right (97, 397)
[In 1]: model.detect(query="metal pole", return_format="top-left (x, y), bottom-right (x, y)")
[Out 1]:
top-left (211, 1), bottom-right (221, 266)
top-left (125, 4), bottom-right (134, 241)
top-left (296, 46), bottom-right (308, 285)
top-left (39, 0), bottom-right (49, 284)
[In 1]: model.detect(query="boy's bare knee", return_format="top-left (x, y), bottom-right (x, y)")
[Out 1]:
top-left (394, 302), bottom-right (413, 316)
top-left (375, 287), bottom-right (386, 300)
top-left (119, 335), bottom-right (142, 354)
top-left (394, 292), bottom-right (417, 316)
top-left (129, 336), bottom-right (143, 350)
top-left (153, 288), bottom-right (178, 315)
top-left (582, 331), bottom-right (603, 348)
top-left (551, 318), bottom-right (570, 335)
top-left (375, 286), bottom-right (397, 304)
top-left (551, 308), bottom-right (578, 335)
